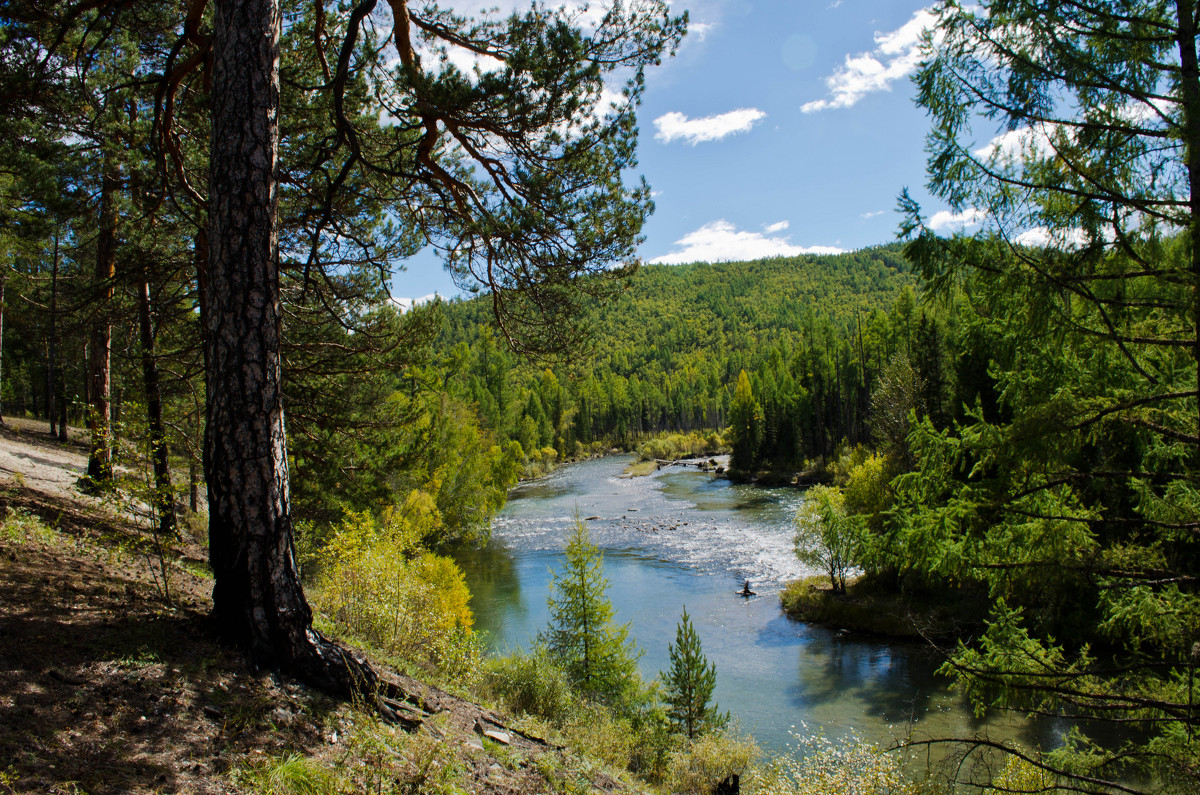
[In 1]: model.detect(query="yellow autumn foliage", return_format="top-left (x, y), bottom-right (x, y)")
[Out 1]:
top-left (309, 494), bottom-right (477, 678)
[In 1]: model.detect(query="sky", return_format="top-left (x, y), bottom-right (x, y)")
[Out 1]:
top-left (392, 0), bottom-right (949, 306)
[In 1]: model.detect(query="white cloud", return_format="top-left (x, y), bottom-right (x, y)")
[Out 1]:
top-left (441, 45), bottom-right (506, 78)
top-left (861, 209), bottom-right (887, 219)
top-left (929, 207), bottom-right (987, 232)
top-left (764, 220), bottom-right (790, 233)
top-left (391, 293), bottom-right (439, 312)
top-left (802, 8), bottom-right (936, 113)
top-left (649, 220), bottom-right (844, 265)
top-left (1013, 226), bottom-right (1088, 249)
top-left (653, 108), bottom-right (767, 145)
top-left (974, 124), bottom-right (1060, 162)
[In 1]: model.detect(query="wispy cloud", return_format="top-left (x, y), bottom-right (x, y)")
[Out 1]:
top-left (649, 220), bottom-right (844, 265)
top-left (802, 8), bottom-right (935, 113)
top-left (929, 207), bottom-right (986, 232)
top-left (861, 209), bottom-right (887, 219)
top-left (689, 21), bottom-right (715, 41)
top-left (653, 108), bottom-right (767, 145)
top-left (764, 220), bottom-right (790, 234)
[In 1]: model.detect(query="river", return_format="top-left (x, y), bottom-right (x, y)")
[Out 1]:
top-left (454, 454), bottom-right (1061, 759)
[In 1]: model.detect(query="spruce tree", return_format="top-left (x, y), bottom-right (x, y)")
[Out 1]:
top-left (662, 607), bottom-right (723, 739)
top-left (541, 520), bottom-right (640, 705)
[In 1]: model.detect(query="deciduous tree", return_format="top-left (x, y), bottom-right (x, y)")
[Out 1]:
top-left (541, 520), bottom-right (640, 705)
top-left (896, 0), bottom-right (1200, 787)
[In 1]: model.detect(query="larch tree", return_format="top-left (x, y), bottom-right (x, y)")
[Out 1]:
top-left (541, 519), bottom-right (641, 705)
top-left (728, 369), bottom-right (763, 474)
top-left (894, 0), bottom-right (1200, 787)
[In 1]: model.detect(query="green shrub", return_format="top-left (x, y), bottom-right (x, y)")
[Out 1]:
top-left (480, 646), bottom-right (578, 721)
top-left (794, 486), bottom-right (858, 593)
top-left (309, 503), bottom-right (480, 678)
top-left (663, 725), bottom-right (758, 794)
top-left (748, 729), bottom-right (912, 795)
top-left (564, 701), bottom-right (636, 771)
top-left (987, 749), bottom-right (1059, 792)
top-left (636, 431), bottom-right (721, 462)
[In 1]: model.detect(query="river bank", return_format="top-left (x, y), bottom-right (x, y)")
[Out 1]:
top-left (779, 574), bottom-right (990, 641)
top-left (465, 454), bottom-right (1052, 759)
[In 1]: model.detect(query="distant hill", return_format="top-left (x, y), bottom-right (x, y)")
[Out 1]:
top-left (436, 243), bottom-right (920, 462)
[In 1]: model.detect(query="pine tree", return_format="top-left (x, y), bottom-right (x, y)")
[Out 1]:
top-left (662, 608), bottom-right (723, 739)
top-left (541, 520), bottom-right (640, 705)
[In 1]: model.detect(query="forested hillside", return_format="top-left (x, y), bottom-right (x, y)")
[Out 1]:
top-left (436, 246), bottom-right (928, 469)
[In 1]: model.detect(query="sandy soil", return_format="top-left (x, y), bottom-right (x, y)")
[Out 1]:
top-left (0, 418), bottom-right (93, 503)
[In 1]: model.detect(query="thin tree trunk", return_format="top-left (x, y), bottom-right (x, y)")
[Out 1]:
top-left (191, 230), bottom-right (209, 515)
top-left (0, 275), bottom-right (5, 424)
top-left (47, 229), bottom-right (59, 437)
top-left (136, 260), bottom-right (176, 538)
top-left (57, 368), bottom-right (67, 441)
top-left (88, 156), bottom-right (117, 482)
top-left (206, 0), bottom-right (376, 696)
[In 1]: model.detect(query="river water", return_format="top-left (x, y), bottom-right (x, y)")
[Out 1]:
top-left (454, 455), bottom-right (1059, 758)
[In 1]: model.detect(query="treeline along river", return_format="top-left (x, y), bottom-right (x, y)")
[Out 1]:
top-left (453, 455), bottom-right (1068, 759)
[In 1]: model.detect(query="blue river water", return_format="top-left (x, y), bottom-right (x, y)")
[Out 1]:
top-left (454, 455), bottom-right (1060, 758)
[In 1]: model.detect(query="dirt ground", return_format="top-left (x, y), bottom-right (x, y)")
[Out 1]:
top-left (0, 420), bottom-right (634, 794)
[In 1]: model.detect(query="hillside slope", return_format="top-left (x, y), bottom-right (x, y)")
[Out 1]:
top-left (0, 422), bottom-right (640, 794)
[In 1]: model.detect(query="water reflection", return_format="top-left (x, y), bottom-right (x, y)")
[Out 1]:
top-left (448, 540), bottom-right (527, 648)
top-left (458, 455), bottom-right (1048, 759)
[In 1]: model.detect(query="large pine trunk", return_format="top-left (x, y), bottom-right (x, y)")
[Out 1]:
top-left (205, 0), bottom-right (376, 696)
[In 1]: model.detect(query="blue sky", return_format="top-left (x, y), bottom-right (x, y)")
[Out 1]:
top-left (393, 0), bottom-right (946, 305)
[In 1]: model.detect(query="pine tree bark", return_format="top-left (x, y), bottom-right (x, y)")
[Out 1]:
top-left (205, 0), bottom-right (378, 697)
top-left (87, 157), bottom-right (117, 482)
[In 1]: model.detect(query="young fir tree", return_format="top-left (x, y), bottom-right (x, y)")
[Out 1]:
top-left (541, 520), bottom-right (640, 705)
top-left (662, 607), bottom-right (724, 739)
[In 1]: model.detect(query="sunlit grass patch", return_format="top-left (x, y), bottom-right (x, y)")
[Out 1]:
top-left (0, 506), bottom-right (59, 546)
top-left (231, 752), bottom-right (342, 795)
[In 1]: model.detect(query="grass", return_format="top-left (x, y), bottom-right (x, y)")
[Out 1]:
top-left (622, 459), bottom-right (659, 477)
top-left (232, 752), bottom-right (343, 795)
top-left (0, 506), bottom-right (60, 545)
